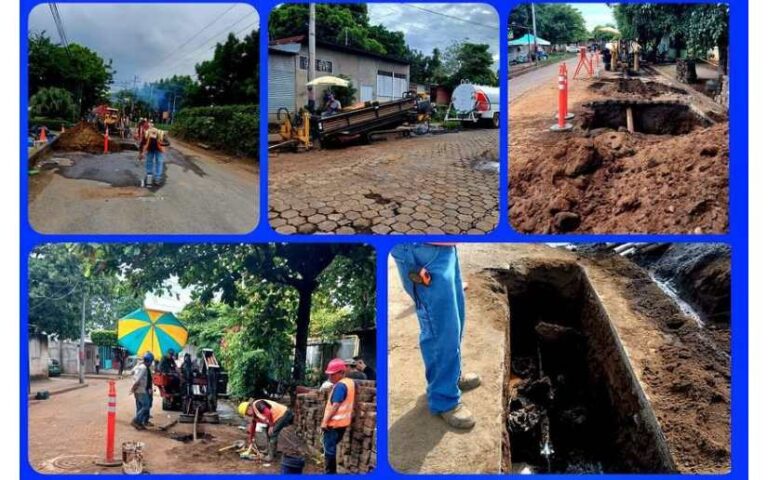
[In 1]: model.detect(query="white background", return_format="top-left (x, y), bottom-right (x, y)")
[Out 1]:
top-left (0, 1), bottom-right (765, 478)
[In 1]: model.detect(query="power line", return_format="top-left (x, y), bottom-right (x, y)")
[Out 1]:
top-left (48, 3), bottom-right (71, 55)
top-left (147, 4), bottom-right (239, 71)
top-left (143, 11), bottom-right (257, 80)
top-left (402, 3), bottom-right (498, 30)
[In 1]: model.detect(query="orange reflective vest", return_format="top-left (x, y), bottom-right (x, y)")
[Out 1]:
top-left (325, 378), bottom-right (356, 428)
top-left (253, 399), bottom-right (288, 424)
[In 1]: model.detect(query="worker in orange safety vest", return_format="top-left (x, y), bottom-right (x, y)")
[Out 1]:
top-left (320, 358), bottom-right (356, 474)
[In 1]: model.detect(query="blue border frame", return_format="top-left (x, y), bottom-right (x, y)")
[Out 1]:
top-left (19, 0), bottom-right (748, 479)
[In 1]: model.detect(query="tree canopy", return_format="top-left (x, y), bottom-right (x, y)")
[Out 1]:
top-left (614, 3), bottom-right (729, 71)
top-left (509, 4), bottom-right (588, 45)
top-left (28, 244), bottom-right (142, 339)
top-left (443, 41), bottom-right (498, 89)
top-left (83, 243), bottom-right (376, 397)
top-left (28, 32), bottom-right (114, 116)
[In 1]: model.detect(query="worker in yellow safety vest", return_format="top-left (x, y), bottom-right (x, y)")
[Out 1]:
top-left (320, 358), bottom-right (356, 474)
top-left (238, 398), bottom-right (293, 461)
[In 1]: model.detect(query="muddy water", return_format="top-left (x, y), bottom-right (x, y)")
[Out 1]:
top-left (54, 149), bottom-right (206, 188)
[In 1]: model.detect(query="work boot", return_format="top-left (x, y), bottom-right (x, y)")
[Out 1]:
top-left (439, 403), bottom-right (476, 429)
top-left (131, 420), bottom-right (145, 430)
top-left (144, 420), bottom-right (154, 427)
top-left (264, 441), bottom-right (277, 462)
top-left (324, 454), bottom-right (337, 474)
top-left (459, 372), bottom-right (481, 391)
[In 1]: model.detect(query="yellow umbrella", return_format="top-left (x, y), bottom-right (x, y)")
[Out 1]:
top-left (306, 75), bottom-right (350, 87)
top-left (117, 308), bottom-right (188, 358)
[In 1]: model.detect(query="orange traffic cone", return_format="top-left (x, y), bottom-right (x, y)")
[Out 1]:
top-left (39, 128), bottom-right (47, 143)
top-left (103, 125), bottom-right (109, 154)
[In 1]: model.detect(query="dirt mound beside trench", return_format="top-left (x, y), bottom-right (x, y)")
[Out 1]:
top-left (55, 121), bottom-right (122, 153)
top-left (510, 122), bottom-right (728, 233)
top-left (588, 78), bottom-right (687, 98)
top-left (588, 254), bottom-right (731, 473)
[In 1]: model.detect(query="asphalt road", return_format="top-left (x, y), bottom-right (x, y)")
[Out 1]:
top-left (29, 138), bottom-right (258, 234)
top-left (509, 56), bottom-right (580, 102)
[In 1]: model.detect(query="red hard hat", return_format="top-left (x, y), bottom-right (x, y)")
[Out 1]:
top-left (325, 358), bottom-right (346, 375)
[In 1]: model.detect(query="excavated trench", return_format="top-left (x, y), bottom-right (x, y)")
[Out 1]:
top-left (581, 100), bottom-right (711, 135)
top-left (494, 262), bottom-right (675, 474)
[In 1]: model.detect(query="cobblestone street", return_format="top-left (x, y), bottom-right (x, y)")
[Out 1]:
top-left (269, 129), bottom-right (499, 234)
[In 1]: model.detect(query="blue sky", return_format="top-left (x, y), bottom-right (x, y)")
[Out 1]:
top-left (28, 3), bottom-right (259, 86)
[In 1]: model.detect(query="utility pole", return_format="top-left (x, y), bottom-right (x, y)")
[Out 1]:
top-left (531, 3), bottom-right (538, 64)
top-left (130, 75), bottom-right (139, 117)
top-left (308, 3), bottom-right (316, 111)
top-left (79, 286), bottom-right (87, 384)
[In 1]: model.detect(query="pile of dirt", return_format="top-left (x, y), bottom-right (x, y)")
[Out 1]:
top-left (55, 121), bottom-right (122, 153)
top-left (510, 122), bottom-right (729, 233)
top-left (588, 78), bottom-right (687, 98)
top-left (587, 254), bottom-right (731, 473)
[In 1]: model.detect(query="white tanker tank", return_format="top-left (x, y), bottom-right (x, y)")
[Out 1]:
top-left (444, 81), bottom-right (500, 128)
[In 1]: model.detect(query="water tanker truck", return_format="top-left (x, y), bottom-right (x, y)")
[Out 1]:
top-left (444, 81), bottom-right (500, 128)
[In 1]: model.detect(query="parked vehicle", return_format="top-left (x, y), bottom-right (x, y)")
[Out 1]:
top-left (48, 359), bottom-right (61, 377)
top-left (565, 45), bottom-right (580, 53)
top-left (444, 81), bottom-right (501, 128)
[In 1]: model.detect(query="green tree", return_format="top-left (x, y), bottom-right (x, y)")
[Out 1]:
top-left (28, 244), bottom-right (142, 340)
top-left (269, 4), bottom-right (408, 58)
top-left (29, 87), bottom-right (77, 120)
top-left (90, 243), bottom-right (375, 388)
top-left (28, 33), bottom-right (114, 115)
top-left (592, 24), bottom-right (619, 43)
top-left (190, 30), bottom-right (259, 106)
top-left (614, 3), bottom-right (728, 73)
top-left (444, 42), bottom-right (498, 89)
top-left (509, 4), bottom-right (587, 45)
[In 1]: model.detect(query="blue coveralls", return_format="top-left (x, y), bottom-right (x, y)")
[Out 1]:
top-left (390, 243), bottom-right (465, 414)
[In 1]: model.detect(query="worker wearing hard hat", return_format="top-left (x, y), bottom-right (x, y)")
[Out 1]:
top-left (390, 243), bottom-right (481, 429)
top-left (320, 358), bottom-right (356, 474)
top-left (238, 399), bottom-right (293, 461)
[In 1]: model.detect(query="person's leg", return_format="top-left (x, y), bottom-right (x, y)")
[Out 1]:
top-left (391, 244), bottom-right (462, 414)
top-left (154, 152), bottom-right (164, 182)
top-left (322, 428), bottom-right (340, 473)
top-left (145, 151), bottom-right (155, 177)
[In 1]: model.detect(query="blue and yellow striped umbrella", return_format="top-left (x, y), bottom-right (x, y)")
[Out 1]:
top-left (117, 308), bottom-right (188, 358)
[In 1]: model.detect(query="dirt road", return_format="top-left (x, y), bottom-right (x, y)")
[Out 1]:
top-left (28, 376), bottom-right (311, 474)
top-left (508, 65), bottom-right (729, 234)
top-left (29, 137), bottom-right (258, 234)
top-left (269, 130), bottom-right (499, 234)
top-left (509, 56), bottom-right (579, 101)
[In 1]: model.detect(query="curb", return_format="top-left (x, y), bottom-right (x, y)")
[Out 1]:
top-left (29, 382), bottom-right (89, 401)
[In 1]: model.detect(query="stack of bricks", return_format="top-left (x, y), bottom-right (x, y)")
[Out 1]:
top-left (295, 379), bottom-right (377, 473)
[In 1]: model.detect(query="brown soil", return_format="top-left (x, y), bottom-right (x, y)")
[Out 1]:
top-left (588, 78), bottom-right (687, 98)
top-left (509, 73), bottom-right (729, 234)
top-left (55, 121), bottom-right (123, 153)
top-left (587, 254), bottom-right (731, 473)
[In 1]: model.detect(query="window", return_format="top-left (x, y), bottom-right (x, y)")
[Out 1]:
top-left (300, 56), bottom-right (333, 73)
top-left (360, 85), bottom-right (373, 102)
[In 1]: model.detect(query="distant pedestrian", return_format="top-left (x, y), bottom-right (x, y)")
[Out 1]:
top-left (354, 356), bottom-right (376, 381)
top-left (130, 352), bottom-right (154, 430)
top-left (95, 352), bottom-right (100, 374)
